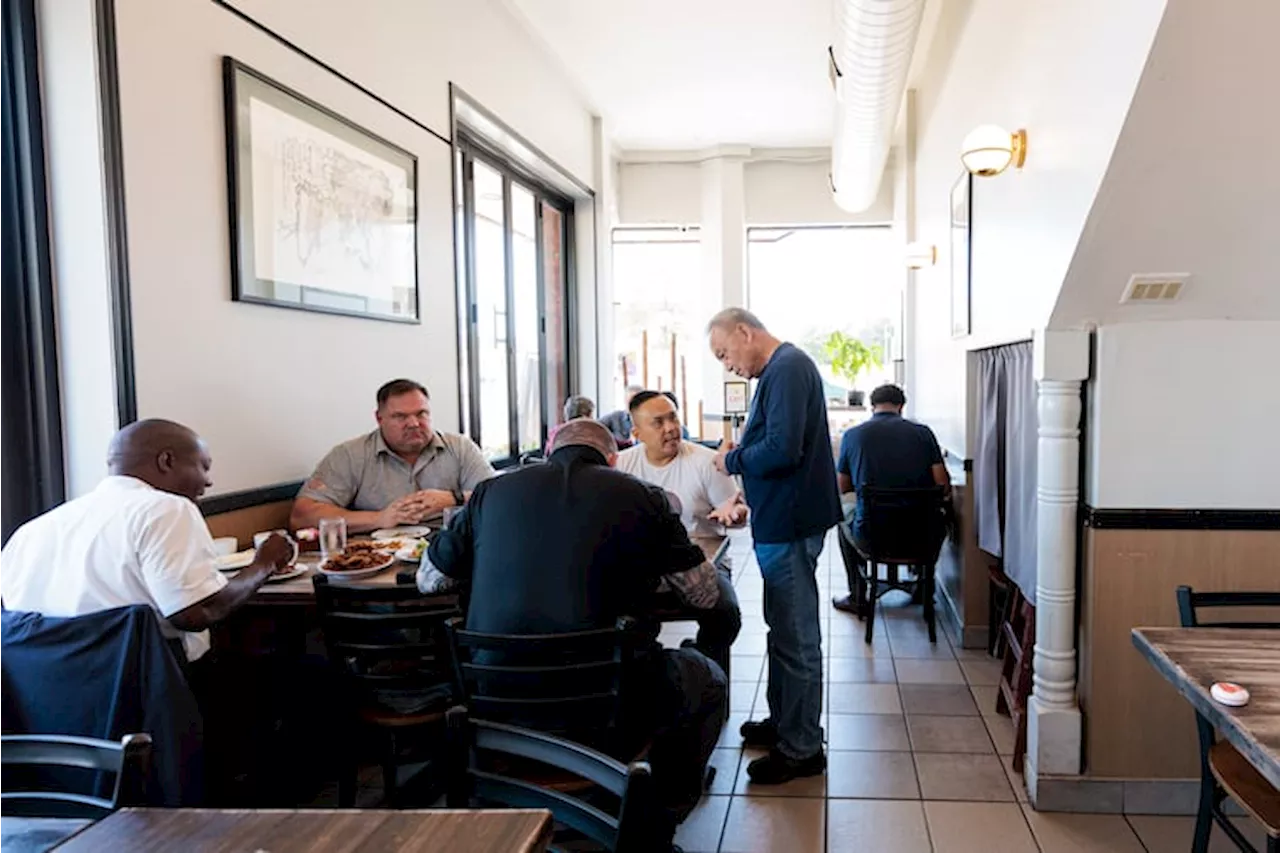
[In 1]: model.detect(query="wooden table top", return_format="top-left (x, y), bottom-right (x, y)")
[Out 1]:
top-left (248, 535), bottom-right (728, 604)
top-left (53, 808), bottom-right (553, 853)
top-left (1131, 627), bottom-right (1280, 789)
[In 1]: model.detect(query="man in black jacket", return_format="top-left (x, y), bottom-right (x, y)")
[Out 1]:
top-left (419, 419), bottom-right (726, 847)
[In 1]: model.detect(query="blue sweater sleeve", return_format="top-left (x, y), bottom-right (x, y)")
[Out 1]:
top-left (725, 367), bottom-right (808, 478)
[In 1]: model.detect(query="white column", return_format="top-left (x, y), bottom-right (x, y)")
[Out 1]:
top-left (699, 149), bottom-right (748, 414)
top-left (1026, 328), bottom-right (1090, 796)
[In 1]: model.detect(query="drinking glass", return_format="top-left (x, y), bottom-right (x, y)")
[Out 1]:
top-left (319, 517), bottom-right (347, 559)
top-left (442, 506), bottom-right (463, 530)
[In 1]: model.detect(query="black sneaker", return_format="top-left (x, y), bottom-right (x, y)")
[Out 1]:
top-left (739, 718), bottom-right (779, 748)
top-left (746, 748), bottom-right (827, 785)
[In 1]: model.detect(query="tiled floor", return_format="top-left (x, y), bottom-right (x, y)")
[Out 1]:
top-left (659, 529), bottom-right (1271, 853)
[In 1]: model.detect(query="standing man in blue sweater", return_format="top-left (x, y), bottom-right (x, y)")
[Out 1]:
top-left (707, 307), bottom-right (841, 784)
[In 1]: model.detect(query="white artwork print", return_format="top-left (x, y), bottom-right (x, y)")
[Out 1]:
top-left (247, 94), bottom-right (415, 306)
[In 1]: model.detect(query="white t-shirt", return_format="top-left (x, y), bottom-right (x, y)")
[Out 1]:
top-left (0, 476), bottom-right (228, 660)
top-left (616, 441), bottom-right (738, 537)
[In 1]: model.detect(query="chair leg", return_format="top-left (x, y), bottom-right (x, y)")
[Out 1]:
top-left (923, 565), bottom-right (937, 644)
top-left (383, 731), bottom-right (398, 808)
top-left (864, 565), bottom-right (878, 645)
top-left (1191, 776), bottom-right (1214, 853)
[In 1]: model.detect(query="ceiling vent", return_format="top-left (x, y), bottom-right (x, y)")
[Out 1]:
top-left (1120, 273), bottom-right (1190, 304)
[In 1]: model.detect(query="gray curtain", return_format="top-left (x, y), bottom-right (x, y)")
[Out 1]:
top-left (974, 349), bottom-right (1005, 558)
top-left (1002, 343), bottom-right (1038, 603)
top-left (972, 342), bottom-right (1038, 603)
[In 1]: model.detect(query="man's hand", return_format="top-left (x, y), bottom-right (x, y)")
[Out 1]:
top-left (248, 533), bottom-right (293, 577)
top-left (412, 489), bottom-right (458, 518)
top-left (712, 440), bottom-right (736, 475)
top-left (708, 493), bottom-right (747, 527)
top-left (378, 493), bottom-right (430, 528)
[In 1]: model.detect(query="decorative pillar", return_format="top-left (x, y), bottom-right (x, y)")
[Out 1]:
top-left (1026, 328), bottom-right (1090, 799)
top-left (699, 148), bottom-right (748, 408)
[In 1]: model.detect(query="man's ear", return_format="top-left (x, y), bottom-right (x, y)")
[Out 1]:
top-left (156, 450), bottom-right (175, 474)
top-left (606, 452), bottom-right (619, 468)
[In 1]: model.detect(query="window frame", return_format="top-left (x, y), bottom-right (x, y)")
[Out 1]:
top-left (455, 137), bottom-right (575, 468)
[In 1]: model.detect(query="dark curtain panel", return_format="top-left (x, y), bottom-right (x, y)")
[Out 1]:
top-left (2, 0), bottom-right (65, 543)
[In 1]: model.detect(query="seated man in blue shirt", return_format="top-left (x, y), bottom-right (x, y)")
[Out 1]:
top-left (833, 383), bottom-right (951, 614)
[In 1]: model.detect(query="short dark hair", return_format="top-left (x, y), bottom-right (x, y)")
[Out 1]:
top-left (628, 389), bottom-right (669, 415)
top-left (377, 379), bottom-right (429, 408)
top-left (662, 391), bottom-right (680, 409)
top-left (869, 384), bottom-right (907, 407)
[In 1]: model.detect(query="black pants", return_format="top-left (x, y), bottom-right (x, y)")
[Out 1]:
top-left (647, 568), bottom-right (742, 678)
top-left (630, 646), bottom-right (727, 841)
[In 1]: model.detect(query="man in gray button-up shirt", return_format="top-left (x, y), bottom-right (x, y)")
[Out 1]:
top-left (290, 379), bottom-right (495, 534)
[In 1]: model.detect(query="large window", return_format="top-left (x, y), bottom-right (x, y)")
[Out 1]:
top-left (611, 227), bottom-right (707, 430)
top-left (456, 144), bottom-right (572, 464)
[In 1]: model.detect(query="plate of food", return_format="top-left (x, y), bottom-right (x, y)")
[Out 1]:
top-left (264, 564), bottom-right (308, 583)
top-left (318, 547), bottom-right (396, 579)
top-left (372, 526), bottom-right (431, 541)
top-left (214, 550), bottom-right (255, 572)
top-left (394, 538), bottom-right (427, 563)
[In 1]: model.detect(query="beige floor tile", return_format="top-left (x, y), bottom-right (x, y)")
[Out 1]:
top-left (674, 794), bottom-right (731, 853)
top-left (719, 796), bottom-right (825, 853)
top-left (731, 655), bottom-right (765, 682)
top-left (730, 680), bottom-right (759, 712)
top-left (916, 753), bottom-right (1014, 801)
top-left (896, 658), bottom-right (966, 685)
top-left (925, 801), bottom-right (1038, 853)
top-left (828, 799), bottom-right (931, 852)
top-left (891, 637), bottom-right (958, 660)
top-left (1000, 754), bottom-right (1029, 803)
top-left (907, 715), bottom-right (997, 754)
top-left (970, 685), bottom-right (1000, 715)
top-left (719, 713), bottom-right (751, 749)
top-left (1021, 806), bottom-right (1145, 853)
top-left (828, 632), bottom-right (893, 658)
top-left (827, 613), bottom-right (866, 636)
top-left (827, 713), bottom-right (911, 751)
top-left (827, 750), bottom-right (920, 799)
top-left (900, 684), bottom-right (980, 716)
top-left (706, 748), bottom-right (742, 796)
top-left (734, 752), bottom-right (827, 797)
top-left (960, 657), bottom-right (1003, 687)
top-left (1126, 814), bottom-right (1271, 853)
top-left (732, 633), bottom-right (769, 654)
top-left (825, 656), bottom-right (897, 683)
top-left (828, 682), bottom-right (902, 715)
top-left (985, 714), bottom-right (1016, 756)
top-left (954, 646), bottom-right (995, 661)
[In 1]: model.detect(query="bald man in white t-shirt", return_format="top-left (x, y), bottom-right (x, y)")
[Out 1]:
top-left (616, 391), bottom-right (745, 674)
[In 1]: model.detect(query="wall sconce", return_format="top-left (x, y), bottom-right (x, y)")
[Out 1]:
top-left (905, 242), bottom-right (937, 269)
top-left (961, 125), bottom-right (1027, 176)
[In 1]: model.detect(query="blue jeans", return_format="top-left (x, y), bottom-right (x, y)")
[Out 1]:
top-left (754, 535), bottom-right (826, 759)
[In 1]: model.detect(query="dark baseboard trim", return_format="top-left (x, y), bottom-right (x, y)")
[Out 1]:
top-left (201, 481), bottom-right (303, 517)
top-left (1083, 506), bottom-right (1280, 531)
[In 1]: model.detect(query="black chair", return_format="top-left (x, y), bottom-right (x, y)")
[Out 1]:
top-left (312, 575), bottom-right (461, 806)
top-left (842, 486), bottom-right (947, 645)
top-left (1, 733), bottom-right (151, 818)
top-left (445, 706), bottom-right (657, 853)
top-left (1175, 586), bottom-right (1280, 853)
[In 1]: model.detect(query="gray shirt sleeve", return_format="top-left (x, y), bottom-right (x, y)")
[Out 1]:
top-left (296, 445), bottom-right (359, 507)
top-left (453, 436), bottom-right (496, 493)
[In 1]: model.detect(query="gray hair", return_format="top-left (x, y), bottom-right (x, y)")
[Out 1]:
top-left (550, 419), bottom-right (618, 459)
top-left (562, 395), bottom-right (595, 422)
top-left (706, 307), bottom-right (767, 334)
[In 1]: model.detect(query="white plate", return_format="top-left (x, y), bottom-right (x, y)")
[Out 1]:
top-left (214, 550), bottom-right (255, 572)
top-left (372, 526), bottom-right (432, 540)
top-left (264, 565), bottom-right (309, 583)
top-left (395, 540), bottom-right (427, 563)
top-left (317, 554), bottom-right (396, 580)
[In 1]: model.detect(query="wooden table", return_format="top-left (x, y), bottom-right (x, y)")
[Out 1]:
top-left (1131, 627), bottom-right (1280, 789)
top-left (53, 808), bottom-right (553, 852)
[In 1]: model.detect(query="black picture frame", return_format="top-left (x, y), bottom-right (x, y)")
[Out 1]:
top-left (222, 57), bottom-right (420, 323)
top-left (950, 171), bottom-right (972, 338)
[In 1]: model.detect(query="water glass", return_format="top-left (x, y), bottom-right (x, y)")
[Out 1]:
top-left (442, 506), bottom-right (463, 529)
top-left (319, 517), bottom-right (348, 558)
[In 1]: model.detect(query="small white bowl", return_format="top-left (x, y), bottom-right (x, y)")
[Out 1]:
top-left (212, 537), bottom-right (239, 557)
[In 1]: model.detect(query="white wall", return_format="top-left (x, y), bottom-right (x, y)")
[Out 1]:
top-left (38, 0), bottom-right (119, 496)
top-left (616, 155), bottom-right (894, 227)
top-left (906, 0), bottom-right (1167, 453)
top-left (1088, 321), bottom-right (1280, 509)
top-left (111, 0), bottom-right (597, 494)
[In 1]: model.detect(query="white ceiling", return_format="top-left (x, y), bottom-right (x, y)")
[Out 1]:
top-left (503, 0), bottom-right (835, 151)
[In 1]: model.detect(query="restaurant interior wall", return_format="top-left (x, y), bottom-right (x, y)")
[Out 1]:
top-left (104, 0), bottom-right (597, 495)
top-left (905, 0), bottom-right (1167, 455)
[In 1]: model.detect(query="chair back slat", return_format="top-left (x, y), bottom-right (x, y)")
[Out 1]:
top-left (1176, 585), bottom-right (1280, 629)
top-left (445, 707), bottom-right (655, 853)
top-left (0, 733), bottom-right (151, 818)
top-left (856, 486), bottom-right (947, 564)
top-left (313, 575), bottom-right (460, 702)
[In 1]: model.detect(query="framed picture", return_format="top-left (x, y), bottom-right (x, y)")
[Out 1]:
top-left (223, 58), bottom-right (419, 323)
top-left (723, 380), bottom-right (749, 415)
top-left (950, 171), bottom-right (972, 338)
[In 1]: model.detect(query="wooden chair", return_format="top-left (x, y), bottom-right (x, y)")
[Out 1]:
top-left (445, 706), bottom-right (658, 853)
top-left (1, 733), bottom-right (151, 818)
top-left (845, 486), bottom-right (948, 644)
top-left (995, 586), bottom-right (1035, 772)
top-left (312, 575), bottom-right (461, 806)
top-left (1176, 585), bottom-right (1280, 853)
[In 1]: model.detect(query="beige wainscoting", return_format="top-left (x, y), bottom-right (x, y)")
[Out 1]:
top-left (1080, 526), bottom-right (1280, 778)
top-left (936, 479), bottom-right (997, 649)
top-left (204, 499), bottom-right (294, 550)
